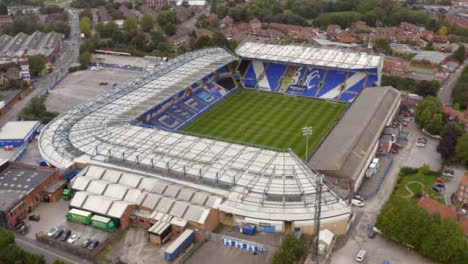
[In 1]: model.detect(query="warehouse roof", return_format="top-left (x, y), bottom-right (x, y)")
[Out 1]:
top-left (236, 42), bottom-right (381, 69)
top-left (0, 121), bottom-right (39, 140)
top-left (148, 220), bottom-right (171, 235)
top-left (0, 31), bottom-right (64, 58)
top-left (310, 87), bottom-right (400, 182)
top-left (413, 51), bottom-right (448, 64)
top-left (0, 161), bottom-right (57, 211)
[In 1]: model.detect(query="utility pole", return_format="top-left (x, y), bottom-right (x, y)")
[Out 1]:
top-left (302, 126), bottom-right (312, 161)
top-left (313, 174), bottom-right (323, 261)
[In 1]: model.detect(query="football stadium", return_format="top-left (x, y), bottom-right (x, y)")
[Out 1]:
top-left (38, 42), bottom-right (400, 237)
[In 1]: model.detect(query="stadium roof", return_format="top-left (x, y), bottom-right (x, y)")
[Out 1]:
top-left (236, 42), bottom-right (382, 70)
top-left (309, 87), bottom-right (400, 181)
top-left (39, 47), bottom-right (351, 222)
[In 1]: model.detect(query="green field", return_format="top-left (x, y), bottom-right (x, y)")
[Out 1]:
top-left (183, 90), bottom-right (347, 160)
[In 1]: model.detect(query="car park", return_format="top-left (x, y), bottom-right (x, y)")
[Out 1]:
top-left (416, 138), bottom-right (427, 147)
top-left (60, 229), bottom-right (71, 241)
top-left (81, 239), bottom-right (92, 248)
top-left (28, 214), bottom-right (40, 221)
top-left (67, 233), bottom-right (80, 244)
top-left (442, 169), bottom-right (455, 178)
top-left (53, 229), bottom-right (64, 239)
top-left (87, 240), bottom-right (99, 250)
top-left (47, 227), bottom-right (59, 237)
top-left (351, 199), bottom-right (365, 207)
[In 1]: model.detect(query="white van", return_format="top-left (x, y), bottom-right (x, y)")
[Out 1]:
top-left (356, 249), bottom-right (367, 262)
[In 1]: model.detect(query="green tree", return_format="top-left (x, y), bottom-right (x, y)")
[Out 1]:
top-left (374, 37), bottom-right (391, 53)
top-left (79, 16), bottom-right (92, 37)
top-left (141, 15), bottom-right (154, 32)
top-left (426, 113), bottom-right (443, 135)
top-left (453, 45), bottom-right (465, 63)
top-left (79, 51), bottom-right (91, 67)
top-left (123, 17), bottom-right (137, 33)
top-left (437, 123), bottom-right (465, 162)
top-left (28, 55), bottom-right (45, 77)
top-left (439, 25), bottom-right (448, 35)
top-left (96, 22), bottom-right (104, 36)
top-left (272, 233), bottom-right (305, 264)
top-left (452, 66), bottom-right (468, 108)
top-left (157, 10), bottom-right (176, 27)
top-left (415, 96), bottom-right (443, 135)
top-left (163, 23), bottom-right (176, 36)
top-left (0, 3), bottom-right (8, 15)
top-left (18, 96), bottom-right (58, 124)
top-left (455, 133), bottom-right (468, 166)
top-left (103, 20), bottom-right (118, 38)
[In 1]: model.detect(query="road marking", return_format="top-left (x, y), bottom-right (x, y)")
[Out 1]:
top-left (16, 237), bottom-right (83, 264)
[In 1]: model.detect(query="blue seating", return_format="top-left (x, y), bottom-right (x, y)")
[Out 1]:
top-left (318, 70), bottom-right (347, 97)
top-left (195, 89), bottom-right (213, 102)
top-left (244, 63), bottom-right (256, 80)
top-left (338, 92), bottom-right (357, 101)
top-left (346, 78), bottom-right (366, 93)
top-left (290, 67), bottom-right (307, 86)
top-left (217, 66), bottom-right (229, 74)
top-left (366, 75), bottom-right (378, 87)
top-left (265, 63), bottom-right (287, 91)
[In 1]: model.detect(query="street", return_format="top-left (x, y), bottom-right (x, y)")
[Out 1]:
top-left (0, 8), bottom-right (80, 125)
top-left (438, 60), bottom-right (467, 106)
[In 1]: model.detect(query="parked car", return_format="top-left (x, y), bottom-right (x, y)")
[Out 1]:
top-left (353, 195), bottom-right (364, 201)
top-left (60, 229), bottom-right (71, 241)
top-left (432, 186), bottom-right (442, 193)
top-left (416, 138), bottom-right (427, 147)
top-left (404, 112), bottom-right (412, 117)
top-left (81, 239), bottom-right (92, 248)
top-left (28, 214), bottom-right (40, 221)
top-left (401, 122), bottom-right (408, 128)
top-left (436, 178), bottom-right (445, 183)
top-left (67, 233), bottom-right (80, 244)
top-left (356, 249), bottom-right (367, 262)
top-left (351, 199), bottom-right (365, 207)
top-left (368, 229), bottom-right (376, 239)
top-left (442, 169), bottom-right (455, 178)
top-left (15, 222), bottom-right (28, 234)
top-left (52, 229), bottom-right (63, 239)
top-left (434, 183), bottom-right (445, 188)
top-left (47, 227), bottom-right (59, 237)
top-left (88, 240), bottom-right (99, 250)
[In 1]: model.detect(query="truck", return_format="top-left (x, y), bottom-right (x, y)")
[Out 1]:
top-left (63, 189), bottom-right (71, 200)
top-left (66, 209), bottom-right (92, 225)
top-left (91, 215), bottom-right (116, 232)
top-left (164, 229), bottom-right (194, 262)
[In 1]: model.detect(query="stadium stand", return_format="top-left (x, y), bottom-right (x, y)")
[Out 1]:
top-left (264, 63), bottom-right (287, 92)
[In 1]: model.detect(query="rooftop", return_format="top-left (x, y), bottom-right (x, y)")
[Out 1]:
top-left (0, 121), bottom-right (39, 140)
top-left (0, 31), bottom-right (64, 58)
top-left (236, 42), bottom-right (382, 70)
top-left (0, 161), bottom-right (56, 211)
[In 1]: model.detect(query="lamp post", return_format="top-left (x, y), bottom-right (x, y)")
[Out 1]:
top-left (302, 126), bottom-right (312, 161)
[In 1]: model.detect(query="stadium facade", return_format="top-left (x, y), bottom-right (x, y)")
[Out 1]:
top-left (38, 43), bottom-right (398, 236)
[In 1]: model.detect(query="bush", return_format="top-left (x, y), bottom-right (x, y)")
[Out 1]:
top-left (400, 167), bottom-right (418, 176)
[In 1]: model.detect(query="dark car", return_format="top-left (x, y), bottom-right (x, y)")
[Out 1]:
top-left (81, 239), bottom-right (92, 248)
top-left (87, 240), bottom-right (99, 250)
top-left (15, 222), bottom-right (28, 235)
top-left (28, 214), bottom-right (40, 221)
top-left (60, 229), bottom-right (71, 241)
top-left (52, 229), bottom-right (63, 239)
top-left (432, 186), bottom-right (442, 193)
top-left (434, 183), bottom-right (445, 188)
top-left (368, 229), bottom-right (377, 239)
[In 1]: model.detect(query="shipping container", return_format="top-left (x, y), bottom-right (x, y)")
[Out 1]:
top-left (66, 209), bottom-right (92, 225)
top-left (91, 215), bottom-right (116, 232)
top-left (164, 229), bottom-right (194, 262)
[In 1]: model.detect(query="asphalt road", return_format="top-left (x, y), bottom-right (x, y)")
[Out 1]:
top-left (438, 60), bottom-right (467, 106)
top-left (0, 9), bottom-right (80, 125)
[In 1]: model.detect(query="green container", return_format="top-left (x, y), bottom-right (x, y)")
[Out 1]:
top-left (66, 209), bottom-right (92, 225)
top-left (91, 215), bottom-right (116, 232)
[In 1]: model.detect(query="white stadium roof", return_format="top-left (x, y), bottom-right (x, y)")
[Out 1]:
top-left (236, 42), bottom-right (382, 70)
top-left (39, 47), bottom-right (351, 223)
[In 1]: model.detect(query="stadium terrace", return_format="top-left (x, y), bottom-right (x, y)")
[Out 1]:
top-left (38, 43), bottom-right (400, 235)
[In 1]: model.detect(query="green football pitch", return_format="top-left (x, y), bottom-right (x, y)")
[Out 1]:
top-left (183, 89), bottom-right (347, 160)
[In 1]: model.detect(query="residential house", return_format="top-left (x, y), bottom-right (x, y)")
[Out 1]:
top-left (249, 18), bottom-right (261, 35)
top-left (0, 15), bottom-right (13, 29)
top-left (98, 6), bottom-right (111, 23)
top-left (142, 0), bottom-right (169, 9)
top-left (383, 56), bottom-right (410, 78)
top-left (457, 172), bottom-right (468, 204)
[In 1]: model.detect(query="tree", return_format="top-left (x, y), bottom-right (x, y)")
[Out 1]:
top-left (103, 20), bottom-right (118, 38)
top-left (453, 45), bottom-right (465, 63)
top-left (437, 123), bottom-right (465, 162)
top-left (157, 10), bottom-right (176, 27)
top-left (415, 96), bottom-right (443, 135)
top-left (272, 233), bottom-right (305, 264)
top-left (18, 96), bottom-right (58, 124)
top-left (374, 37), bottom-right (391, 53)
top-left (0, 4), bottom-right (8, 15)
top-left (163, 23), bottom-right (176, 36)
top-left (80, 16), bottom-right (92, 37)
top-left (28, 55), bottom-right (45, 77)
top-left (79, 51), bottom-right (91, 67)
top-left (438, 25), bottom-right (448, 35)
top-left (141, 15), bottom-right (154, 32)
top-left (455, 133), bottom-right (468, 166)
top-left (452, 66), bottom-right (468, 109)
top-left (123, 17), bottom-right (137, 33)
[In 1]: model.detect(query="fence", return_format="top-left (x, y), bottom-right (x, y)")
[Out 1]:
top-left (180, 241), bottom-right (204, 264)
top-left (364, 155), bottom-right (394, 199)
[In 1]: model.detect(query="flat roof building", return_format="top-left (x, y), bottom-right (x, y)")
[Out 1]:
top-left (0, 121), bottom-right (40, 147)
top-left (0, 31), bottom-right (64, 61)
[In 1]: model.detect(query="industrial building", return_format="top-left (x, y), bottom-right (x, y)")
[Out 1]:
top-left (310, 87), bottom-right (401, 192)
top-left (0, 121), bottom-right (40, 147)
top-left (0, 31), bottom-right (64, 62)
top-left (0, 161), bottom-right (64, 228)
top-left (38, 45), bottom-right (396, 239)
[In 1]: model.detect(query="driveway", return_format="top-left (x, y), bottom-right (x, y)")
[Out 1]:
top-left (330, 118), bottom-right (437, 264)
top-left (438, 60), bottom-right (468, 106)
top-left (443, 166), bottom-right (465, 206)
